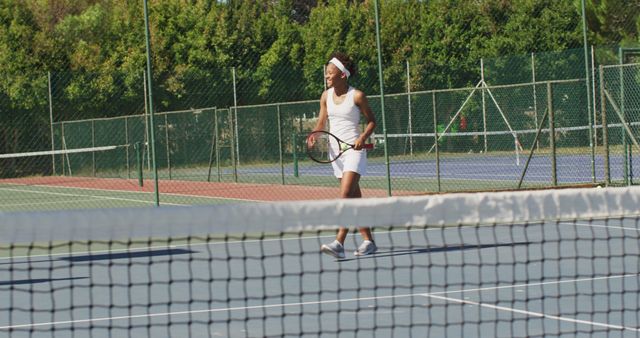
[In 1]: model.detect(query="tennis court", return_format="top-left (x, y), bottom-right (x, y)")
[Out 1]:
top-left (2, 141), bottom-right (638, 213)
top-left (2, 187), bottom-right (639, 337)
top-left (0, 178), bottom-right (241, 211)
top-left (0, 174), bottom-right (408, 212)
top-left (3, 1), bottom-right (640, 336)
top-left (299, 151), bottom-right (637, 183)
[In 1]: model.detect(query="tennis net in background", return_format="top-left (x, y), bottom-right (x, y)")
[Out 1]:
top-left (0, 145), bottom-right (146, 211)
top-left (0, 144), bottom-right (139, 180)
top-left (1, 186), bottom-right (640, 337)
top-left (373, 123), bottom-right (607, 159)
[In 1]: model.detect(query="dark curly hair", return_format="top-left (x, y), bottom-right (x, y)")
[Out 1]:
top-left (328, 52), bottom-right (357, 78)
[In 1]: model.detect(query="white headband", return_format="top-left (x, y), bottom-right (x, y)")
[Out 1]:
top-left (328, 58), bottom-right (351, 78)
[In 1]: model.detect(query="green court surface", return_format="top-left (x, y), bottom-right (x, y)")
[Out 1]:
top-left (0, 183), bottom-right (243, 213)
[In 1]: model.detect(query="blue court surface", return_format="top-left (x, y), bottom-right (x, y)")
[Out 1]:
top-left (2, 218), bottom-right (639, 337)
top-left (243, 153), bottom-right (639, 185)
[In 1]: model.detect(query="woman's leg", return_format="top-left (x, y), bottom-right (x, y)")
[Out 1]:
top-left (339, 172), bottom-right (373, 242)
top-left (321, 171), bottom-right (376, 258)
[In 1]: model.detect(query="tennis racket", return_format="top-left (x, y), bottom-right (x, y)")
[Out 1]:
top-left (306, 131), bottom-right (373, 164)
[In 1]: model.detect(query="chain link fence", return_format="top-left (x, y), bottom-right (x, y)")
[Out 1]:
top-left (599, 61), bottom-right (640, 185)
top-left (37, 50), bottom-right (602, 196)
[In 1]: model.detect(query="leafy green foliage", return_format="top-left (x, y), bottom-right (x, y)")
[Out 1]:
top-left (0, 0), bottom-right (637, 157)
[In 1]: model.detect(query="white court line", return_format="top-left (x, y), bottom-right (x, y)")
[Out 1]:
top-left (572, 222), bottom-right (640, 232)
top-left (2, 198), bottom-right (104, 208)
top-left (0, 187), bottom-right (176, 206)
top-left (428, 273), bottom-right (638, 295)
top-left (423, 293), bottom-right (639, 332)
top-left (1, 273), bottom-right (637, 331)
top-left (0, 182), bottom-right (266, 203)
top-left (420, 221), bottom-right (640, 332)
top-left (366, 168), bottom-right (602, 181)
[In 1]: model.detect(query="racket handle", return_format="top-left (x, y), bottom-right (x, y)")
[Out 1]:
top-left (363, 143), bottom-right (374, 149)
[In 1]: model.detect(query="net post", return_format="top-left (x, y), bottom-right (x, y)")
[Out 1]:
top-left (600, 65), bottom-right (611, 186)
top-left (547, 82), bottom-right (557, 186)
top-left (433, 91), bottom-right (441, 192)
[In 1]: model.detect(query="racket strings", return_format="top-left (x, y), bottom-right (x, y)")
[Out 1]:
top-left (307, 133), bottom-right (335, 163)
top-left (307, 132), bottom-right (348, 163)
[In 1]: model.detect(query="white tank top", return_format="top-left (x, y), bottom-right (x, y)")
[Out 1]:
top-left (327, 87), bottom-right (360, 143)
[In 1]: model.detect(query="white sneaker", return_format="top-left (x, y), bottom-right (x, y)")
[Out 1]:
top-left (321, 240), bottom-right (345, 259)
top-left (354, 240), bottom-right (377, 256)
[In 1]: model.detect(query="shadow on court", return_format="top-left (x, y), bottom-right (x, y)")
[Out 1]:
top-left (338, 241), bottom-right (530, 262)
top-left (59, 248), bottom-right (196, 262)
top-left (0, 276), bottom-right (88, 286)
top-left (2, 248), bottom-right (197, 266)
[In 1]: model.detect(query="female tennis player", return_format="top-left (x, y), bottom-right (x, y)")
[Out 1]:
top-left (312, 52), bottom-right (377, 259)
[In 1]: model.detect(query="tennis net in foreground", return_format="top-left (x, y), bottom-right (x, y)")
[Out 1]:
top-left (1, 187), bottom-right (640, 337)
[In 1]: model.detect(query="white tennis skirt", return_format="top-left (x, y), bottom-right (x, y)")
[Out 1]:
top-left (330, 149), bottom-right (367, 178)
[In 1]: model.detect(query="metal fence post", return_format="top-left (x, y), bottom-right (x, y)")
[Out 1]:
top-left (599, 66), bottom-right (610, 186)
top-left (433, 91), bottom-right (441, 192)
top-left (277, 104), bottom-right (285, 185)
top-left (547, 82), bottom-right (557, 186)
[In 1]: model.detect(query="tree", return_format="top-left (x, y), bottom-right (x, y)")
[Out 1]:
top-left (582, 0), bottom-right (640, 46)
top-left (301, 0), bottom-right (378, 96)
top-left (0, 0), bottom-right (49, 157)
top-left (254, 0), bottom-right (305, 102)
